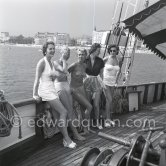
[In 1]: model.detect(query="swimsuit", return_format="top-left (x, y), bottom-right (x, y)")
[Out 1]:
top-left (103, 64), bottom-right (120, 86)
top-left (38, 57), bottom-right (58, 101)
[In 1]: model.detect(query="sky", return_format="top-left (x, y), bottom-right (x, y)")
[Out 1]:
top-left (0, 0), bottom-right (159, 38)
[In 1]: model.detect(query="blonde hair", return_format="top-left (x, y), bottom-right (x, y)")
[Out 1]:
top-left (61, 46), bottom-right (70, 54)
top-left (77, 48), bottom-right (87, 56)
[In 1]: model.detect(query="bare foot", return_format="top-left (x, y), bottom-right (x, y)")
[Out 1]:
top-left (80, 131), bottom-right (88, 136)
top-left (73, 134), bottom-right (86, 141)
top-left (80, 129), bottom-right (89, 136)
top-left (88, 129), bottom-right (96, 134)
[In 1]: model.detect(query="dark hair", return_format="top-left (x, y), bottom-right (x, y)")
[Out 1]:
top-left (107, 44), bottom-right (119, 54)
top-left (84, 49), bottom-right (88, 57)
top-left (89, 43), bottom-right (101, 55)
top-left (42, 41), bottom-right (55, 56)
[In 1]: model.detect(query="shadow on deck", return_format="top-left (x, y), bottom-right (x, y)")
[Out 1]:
top-left (9, 102), bottom-right (166, 166)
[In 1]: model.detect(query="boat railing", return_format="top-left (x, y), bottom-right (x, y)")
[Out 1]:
top-left (11, 81), bottom-right (166, 108)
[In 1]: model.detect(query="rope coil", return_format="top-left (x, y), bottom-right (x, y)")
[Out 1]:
top-left (0, 90), bottom-right (22, 138)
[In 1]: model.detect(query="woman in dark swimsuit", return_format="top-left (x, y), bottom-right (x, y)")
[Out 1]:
top-left (68, 48), bottom-right (93, 134)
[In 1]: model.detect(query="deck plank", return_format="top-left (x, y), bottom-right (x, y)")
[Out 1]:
top-left (13, 104), bottom-right (166, 166)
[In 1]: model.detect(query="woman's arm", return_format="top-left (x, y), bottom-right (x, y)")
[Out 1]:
top-left (100, 68), bottom-right (104, 79)
top-left (33, 59), bottom-right (44, 100)
top-left (115, 71), bottom-right (120, 85)
top-left (61, 59), bottom-right (68, 73)
top-left (68, 63), bottom-right (76, 73)
top-left (115, 57), bottom-right (123, 85)
top-left (100, 59), bottom-right (105, 79)
top-left (118, 56), bottom-right (123, 68)
top-left (103, 56), bottom-right (108, 63)
top-left (54, 60), bottom-right (68, 73)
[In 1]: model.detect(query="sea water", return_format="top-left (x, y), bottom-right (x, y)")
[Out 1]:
top-left (0, 44), bottom-right (166, 102)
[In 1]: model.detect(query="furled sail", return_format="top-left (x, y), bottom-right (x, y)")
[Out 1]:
top-left (123, 0), bottom-right (166, 59)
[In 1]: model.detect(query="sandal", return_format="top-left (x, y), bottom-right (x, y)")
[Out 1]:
top-left (63, 140), bottom-right (77, 149)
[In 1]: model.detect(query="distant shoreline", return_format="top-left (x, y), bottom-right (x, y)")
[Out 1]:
top-left (0, 43), bottom-right (90, 49)
top-left (0, 43), bottom-right (153, 54)
top-left (0, 43), bottom-right (41, 48)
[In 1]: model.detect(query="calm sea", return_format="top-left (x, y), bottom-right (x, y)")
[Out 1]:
top-left (0, 44), bottom-right (166, 102)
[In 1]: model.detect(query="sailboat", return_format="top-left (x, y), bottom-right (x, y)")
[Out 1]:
top-left (0, 0), bottom-right (166, 165)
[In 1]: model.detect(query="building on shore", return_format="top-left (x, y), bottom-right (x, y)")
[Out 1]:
top-left (34, 32), bottom-right (56, 45)
top-left (0, 32), bottom-right (10, 43)
top-left (92, 30), bottom-right (110, 46)
top-left (92, 29), bottom-right (128, 47)
top-left (46, 32), bottom-right (56, 42)
top-left (77, 36), bottom-right (92, 46)
top-left (92, 30), bottom-right (146, 50)
top-left (55, 33), bottom-right (70, 46)
top-left (34, 32), bottom-right (70, 46)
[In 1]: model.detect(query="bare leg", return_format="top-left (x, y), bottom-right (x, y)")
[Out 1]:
top-left (109, 86), bottom-right (115, 118)
top-left (72, 87), bottom-right (93, 133)
top-left (58, 90), bottom-right (86, 141)
top-left (104, 85), bottom-right (115, 127)
top-left (105, 86), bottom-right (111, 120)
top-left (72, 87), bottom-right (92, 120)
top-left (93, 90), bottom-right (103, 129)
top-left (85, 90), bottom-right (92, 103)
top-left (47, 99), bottom-right (73, 145)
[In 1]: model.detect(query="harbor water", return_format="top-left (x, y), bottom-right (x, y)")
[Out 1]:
top-left (0, 44), bottom-right (166, 102)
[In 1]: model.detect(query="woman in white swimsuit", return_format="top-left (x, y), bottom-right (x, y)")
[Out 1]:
top-left (33, 41), bottom-right (76, 149)
top-left (103, 44), bottom-right (121, 127)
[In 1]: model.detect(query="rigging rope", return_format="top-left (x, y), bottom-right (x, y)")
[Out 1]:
top-left (103, 0), bottom-right (139, 88)
top-left (123, 36), bottom-right (137, 86)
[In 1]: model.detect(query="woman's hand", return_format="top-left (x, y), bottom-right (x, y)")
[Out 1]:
top-left (61, 47), bottom-right (70, 61)
top-left (82, 72), bottom-right (87, 78)
top-left (33, 95), bottom-right (42, 103)
top-left (114, 83), bottom-right (118, 88)
top-left (50, 74), bottom-right (56, 81)
top-left (61, 58), bottom-right (66, 63)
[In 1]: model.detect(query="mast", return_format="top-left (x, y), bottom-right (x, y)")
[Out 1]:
top-left (93, 0), bottom-right (96, 31)
top-left (103, 1), bottom-right (124, 58)
top-left (118, 2), bottom-right (124, 25)
top-left (116, 2), bottom-right (124, 46)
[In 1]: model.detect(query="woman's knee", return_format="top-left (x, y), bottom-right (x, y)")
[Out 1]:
top-left (59, 112), bottom-right (67, 121)
top-left (87, 103), bottom-right (92, 112)
top-left (106, 90), bottom-right (112, 101)
top-left (56, 101), bottom-right (68, 118)
top-left (93, 100), bottom-right (100, 109)
top-left (85, 91), bottom-right (92, 101)
top-left (106, 96), bottom-right (112, 104)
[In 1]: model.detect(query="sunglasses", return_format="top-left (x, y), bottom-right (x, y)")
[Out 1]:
top-left (110, 50), bottom-right (116, 52)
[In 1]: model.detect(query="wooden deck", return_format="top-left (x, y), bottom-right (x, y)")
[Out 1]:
top-left (11, 102), bottom-right (166, 166)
